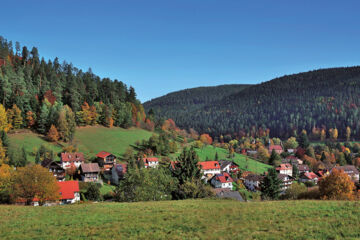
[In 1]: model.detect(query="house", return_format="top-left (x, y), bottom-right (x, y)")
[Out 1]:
top-left (219, 160), bottom-right (239, 173)
top-left (298, 164), bottom-right (310, 174)
top-left (283, 155), bottom-right (303, 165)
top-left (96, 151), bottom-right (117, 171)
top-left (111, 163), bottom-right (127, 185)
top-left (244, 174), bottom-right (264, 191)
top-left (333, 165), bottom-right (360, 181)
top-left (15, 198), bottom-right (40, 206)
top-left (143, 157), bottom-right (159, 168)
top-left (276, 164), bottom-right (292, 177)
top-left (198, 161), bottom-right (221, 180)
top-left (211, 172), bottom-right (234, 189)
top-left (41, 158), bottom-right (66, 181)
top-left (58, 180), bottom-right (80, 204)
top-left (277, 174), bottom-right (294, 191)
top-left (80, 163), bottom-right (101, 182)
top-left (287, 148), bottom-right (297, 154)
top-left (214, 189), bottom-right (244, 201)
top-left (60, 152), bottom-right (85, 169)
top-left (269, 145), bottom-right (283, 154)
top-left (300, 171), bottom-right (319, 184)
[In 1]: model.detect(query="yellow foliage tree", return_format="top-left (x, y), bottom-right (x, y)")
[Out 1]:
top-left (47, 124), bottom-right (59, 142)
top-left (0, 104), bottom-right (9, 132)
top-left (346, 126), bottom-right (351, 141)
top-left (0, 139), bottom-right (8, 165)
top-left (320, 129), bottom-right (326, 141)
top-left (319, 169), bottom-right (355, 200)
top-left (0, 164), bottom-right (13, 202)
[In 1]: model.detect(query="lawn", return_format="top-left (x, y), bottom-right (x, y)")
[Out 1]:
top-left (8, 126), bottom-right (154, 162)
top-left (195, 145), bottom-right (271, 174)
top-left (0, 200), bottom-right (359, 239)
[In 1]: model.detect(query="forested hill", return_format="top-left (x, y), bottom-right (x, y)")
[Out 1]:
top-left (0, 36), bottom-right (147, 142)
top-left (145, 67), bottom-right (360, 140)
top-left (143, 84), bottom-right (250, 122)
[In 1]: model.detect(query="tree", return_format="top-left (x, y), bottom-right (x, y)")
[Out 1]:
top-left (0, 104), bottom-right (8, 132)
top-left (0, 139), bottom-right (8, 165)
top-left (268, 149), bottom-right (281, 166)
top-left (319, 169), bottom-right (355, 200)
top-left (37, 104), bottom-right (49, 134)
top-left (47, 124), bottom-right (59, 142)
top-left (11, 104), bottom-right (23, 129)
top-left (85, 183), bottom-right (101, 201)
top-left (283, 182), bottom-right (307, 200)
top-left (199, 134), bottom-right (213, 145)
top-left (13, 165), bottom-right (60, 205)
top-left (284, 137), bottom-right (298, 150)
top-left (172, 148), bottom-right (202, 184)
top-left (346, 126), bottom-right (351, 141)
top-left (0, 164), bottom-right (13, 203)
top-left (215, 151), bottom-right (219, 161)
top-left (320, 129), bottom-right (326, 141)
top-left (260, 168), bottom-right (282, 200)
top-left (292, 164), bottom-right (299, 180)
top-left (297, 131), bottom-right (310, 148)
top-left (257, 146), bottom-right (270, 162)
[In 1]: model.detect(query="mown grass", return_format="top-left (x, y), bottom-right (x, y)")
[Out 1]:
top-left (0, 200), bottom-right (359, 240)
top-left (195, 145), bottom-right (271, 174)
top-left (8, 126), bottom-right (154, 162)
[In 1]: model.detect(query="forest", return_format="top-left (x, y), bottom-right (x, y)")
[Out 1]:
top-left (0, 36), bottom-right (148, 142)
top-left (145, 67), bottom-right (360, 140)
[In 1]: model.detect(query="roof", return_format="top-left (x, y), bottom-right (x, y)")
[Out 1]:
top-left (41, 159), bottom-right (63, 169)
top-left (214, 172), bottom-right (233, 183)
top-left (334, 165), bottom-right (359, 174)
top-left (302, 172), bottom-right (318, 180)
top-left (269, 145), bottom-right (283, 151)
top-left (143, 157), bottom-right (159, 163)
top-left (298, 164), bottom-right (310, 171)
top-left (81, 163), bottom-right (100, 173)
top-left (96, 151), bottom-right (113, 158)
top-left (276, 163), bottom-right (292, 171)
top-left (245, 174), bottom-right (264, 182)
top-left (198, 161), bottom-right (220, 170)
top-left (58, 181), bottom-right (79, 200)
top-left (113, 163), bottom-right (127, 175)
top-left (277, 173), bottom-right (291, 181)
top-left (214, 189), bottom-right (244, 201)
top-left (61, 152), bottom-right (85, 162)
top-left (219, 160), bottom-right (232, 169)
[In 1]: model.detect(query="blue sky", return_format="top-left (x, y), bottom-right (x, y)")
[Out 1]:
top-left (2, 0), bottom-right (360, 102)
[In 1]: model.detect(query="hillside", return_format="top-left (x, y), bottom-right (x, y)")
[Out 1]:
top-left (144, 84), bottom-right (250, 122)
top-left (8, 126), bottom-right (154, 162)
top-left (145, 67), bottom-right (360, 139)
top-left (0, 200), bottom-right (359, 239)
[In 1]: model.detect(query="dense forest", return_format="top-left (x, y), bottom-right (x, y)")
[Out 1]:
top-left (0, 36), bottom-right (148, 141)
top-left (145, 67), bottom-right (360, 140)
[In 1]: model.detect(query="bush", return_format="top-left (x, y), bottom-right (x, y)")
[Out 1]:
top-left (282, 182), bottom-right (307, 200)
top-left (298, 187), bottom-right (321, 200)
top-left (84, 183), bottom-right (102, 201)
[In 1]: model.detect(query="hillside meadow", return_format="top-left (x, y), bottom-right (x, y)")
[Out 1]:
top-left (0, 200), bottom-right (359, 240)
top-left (8, 126), bottom-right (154, 162)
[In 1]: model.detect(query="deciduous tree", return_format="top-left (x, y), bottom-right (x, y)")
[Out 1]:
top-left (319, 169), bottom-right (355, 200)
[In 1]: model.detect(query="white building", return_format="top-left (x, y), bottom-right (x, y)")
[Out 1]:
top-left (143, 157), bottom-right (159, 168)
top-left (60, 152), bottom-right (85, 169)
top-left (211, 173), bottom-right (234, 189)
top-left (276, 163), bottom-right (293, 177)
top-left (198, 161), bottom-right (221, 180)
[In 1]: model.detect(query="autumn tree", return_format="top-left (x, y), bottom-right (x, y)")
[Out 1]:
top-left (319, 169), bottom-right (355, 200)
top-left (0, 104), bottom-right (8, 132)
top-left (0, 139), bottom-right (8, 165)
top-left (320, 129), bottom-right (326, 141)
top-left (47, 124), bottom-right (59, 142)
top-left (199, 134), bottom-right (213, 145)
top-left (257, 146), bottom-right (270, 162)
top-left (284, 137), bottom-right (298, 150)
top-left (13, 165), bottom-right (60, 205)
top-left (346, 126), bottom-right (351, 141)
top-left (26, 111), bottom-right (36, 128)
top-left (0, 164), bottom-right (13, 203)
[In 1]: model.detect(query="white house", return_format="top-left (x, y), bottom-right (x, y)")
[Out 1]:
top-left (277, 174), bottom-right (294, 191)
top-left (143, 157), bottom-right (159, 168)
top-left (244, 174), bottom-right (264, 191)
top-left (211, 172), bottom-right (234, 189)
top-left (333, 165), bottom-right (360, 181)
top-left (58, 181), bottom-right (80, 204)
top-left (276, 163), bottom-right (293, 177)
top-left (60, 152), bottom-right (85, 169)
top-left (198, 161), bottom-right (221, 180)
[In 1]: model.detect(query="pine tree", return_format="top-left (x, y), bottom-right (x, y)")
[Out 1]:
top-left (268, 149), bottom-right (281, 166)
top-left (172, 147), bottom-right (201, 184)
top-left (260, 168), bottom-right (282, 200)
top-left (292, 164), bottom-right (299, 180)
top-left (37, 104), bottom-right (49, 134)
top-left (215, 151), bottom-right (219, 161)
top-left (297, 131), bottom-right (310, 148)
top-left (12, 104), bottom-right (23, 129)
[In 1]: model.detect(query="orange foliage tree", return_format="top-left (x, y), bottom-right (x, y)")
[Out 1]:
top-left (13, 165), bottom-right (60, 205)
top-left (319, 169), bottom-right (355, 200)
top-left (199, 134), bottom-right (213, 145)
top-left (47, 124), bottom-right (59, 142)
top-left (26, 111), bottom-right (36, 128)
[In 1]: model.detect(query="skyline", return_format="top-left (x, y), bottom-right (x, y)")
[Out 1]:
top-left (2, 0), bottom-right (360, 102)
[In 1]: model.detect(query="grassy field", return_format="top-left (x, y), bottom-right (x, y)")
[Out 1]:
top-left (195, 145), bottom-right (271, 174)
top-left (0, 200), bottom-right (359, 239)
top-left (8, 126), bottom-right (154, 162)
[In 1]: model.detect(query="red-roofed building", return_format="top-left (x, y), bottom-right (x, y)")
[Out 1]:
top-left (142, 157), bottom-right (159, 168)
top-left (96, 151), bottom-right (116, 171)
top-left (276, 163), bottom-right (293, 177)
top-left (57, 180), bottom-right (80, 204)
top-left (300, 171), bottom-right (319, 184)
top-left (268, 145), bottom-right (283, 154)
top-left (198, 161), bottom-right (221, 180)
top-left (61, 152), bottom-right (85, 169)
top-left (211, 172), bottom-right (234, 189)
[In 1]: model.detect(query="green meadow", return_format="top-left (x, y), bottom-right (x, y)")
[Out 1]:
top-left (8, 126), bottom-right (154, 162)
top-left (0, 200), bottom-right (359, 240)
top-left (195, 145), bottom-right (271, 174)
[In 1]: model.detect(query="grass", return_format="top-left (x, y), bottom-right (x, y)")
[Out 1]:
top-left (195, 145), bottom-right (271, 174)
top-left (0, 200), bottom-right (359, 239)
top-left (8, 126), bottom-right (154, 162)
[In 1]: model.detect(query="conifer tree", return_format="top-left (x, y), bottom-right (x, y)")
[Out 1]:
top-left (260, 168), bottom-right (282, 200)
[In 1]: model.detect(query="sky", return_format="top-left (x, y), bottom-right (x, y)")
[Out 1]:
top-left (2, 0), bottom-right (360, 102)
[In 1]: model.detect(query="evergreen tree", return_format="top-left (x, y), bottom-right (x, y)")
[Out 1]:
top-left (172, 147), bottom-right (201, 184)
top-left (260, 168), bottom-right (282, 200)
top-left (37, 104), bottom-right (49, 134)
top-left (268, 149), bottom-right (281, 166)
top-left (297, 132), bottom-right (310, 148)
top-left (292, 164), bottom-right (299, 180)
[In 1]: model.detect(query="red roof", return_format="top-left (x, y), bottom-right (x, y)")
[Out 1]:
top-left (57, 181), bottom-right (79, 200)
top-left (286, 156), bottom-right (298, 160)
top-left (96, 151), bottom-right (112, 158)
top-left (276, 163), bottom-right (292, 171)
top-left (304, 172), bottom-right (318, 180)
top-left (198, 161), bottom-right (220, 170)
top-left (61, 152), bottom-right (85, 162)
top-left (269, 145), bottom-right (283, 151)
top-left (143, 157), bottom-right (159, 163)
top-left (215, 172), bottom-right (233, 183)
